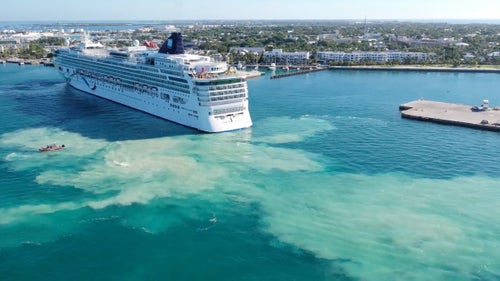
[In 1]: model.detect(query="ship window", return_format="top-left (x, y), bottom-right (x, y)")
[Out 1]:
top-left (169, 77), bottom-right (188, 84)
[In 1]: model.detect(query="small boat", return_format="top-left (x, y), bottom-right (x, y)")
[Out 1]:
top-left (39, 144), bottom-right (65, 152)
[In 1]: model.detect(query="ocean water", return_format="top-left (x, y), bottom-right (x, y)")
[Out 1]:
top-left (0, 20), bottom-right (174, 32)
top-left (1, 63), bottom-right (500, 281)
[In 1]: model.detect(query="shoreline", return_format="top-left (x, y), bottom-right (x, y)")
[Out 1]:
top-left (329, 65), bottom-right (500, 73)
top-left (1, 57), bottom-right (54, 66)
top-left (4, 59), bottom-right (500, 73)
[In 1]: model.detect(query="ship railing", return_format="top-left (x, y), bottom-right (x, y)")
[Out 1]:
top-left (202, 91), bottom-right (242, 99)
top-left (199, 99), bottom-right (244, 107)
top-left (193, 72), bottom-right (240, 80)
top-left (212, 106), bottom-right (246, 116)
top-left (208, 88), bottom-right (246, 95)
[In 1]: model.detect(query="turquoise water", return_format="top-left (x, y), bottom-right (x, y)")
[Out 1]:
top-left (1, 64), bottom-right (500, 280)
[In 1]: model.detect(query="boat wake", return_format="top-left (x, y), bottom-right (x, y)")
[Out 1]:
top-left (112, 160), bottom-right (130, 167)
top-left (4, 152), bottom-right (31, 161)
top-left (197, 213), bottom-right (218, 232)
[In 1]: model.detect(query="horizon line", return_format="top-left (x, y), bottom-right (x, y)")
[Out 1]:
top-left (1, 18), bottom-right (499, 23)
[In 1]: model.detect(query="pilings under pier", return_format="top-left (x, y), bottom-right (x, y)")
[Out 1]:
top-left (399, 100), bottom-right (500, 131)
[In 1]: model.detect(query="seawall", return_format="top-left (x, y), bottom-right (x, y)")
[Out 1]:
top-left (331, 66), bottom-right (500, 73)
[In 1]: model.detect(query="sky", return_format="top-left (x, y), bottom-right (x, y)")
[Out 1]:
top-left (1, 0), bottom-right (499, 22)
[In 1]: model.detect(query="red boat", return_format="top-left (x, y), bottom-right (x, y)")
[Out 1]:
top-left (39, 144), bottom-right (65, 152)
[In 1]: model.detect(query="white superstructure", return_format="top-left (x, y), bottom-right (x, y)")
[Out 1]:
top-left (54, 32), bottom-right (252, 133)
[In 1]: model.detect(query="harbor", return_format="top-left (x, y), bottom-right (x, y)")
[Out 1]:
top-left (399, 99), bottom-right (500, 131)
top-left (3, 52), bottom-right (500, 281)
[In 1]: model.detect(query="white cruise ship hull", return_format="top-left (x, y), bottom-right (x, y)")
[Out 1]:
top-left (65, 74), bottom-right (252, 133)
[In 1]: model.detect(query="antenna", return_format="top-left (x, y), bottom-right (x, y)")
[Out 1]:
top-left (364, 16), bottom-right (367, 36)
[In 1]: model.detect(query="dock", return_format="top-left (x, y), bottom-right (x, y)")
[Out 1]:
top-left (270, 67), bottom-right (328, 79)
top-left (399, 100), bottom-right (500, 131)
top-left (237, 70), bottom-right (264, 79)
top-left (3, 58), bottom-right (54, 66)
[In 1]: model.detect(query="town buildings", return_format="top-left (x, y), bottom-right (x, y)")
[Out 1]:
top-left (262, 49), bottom-right (310, 64)
top-left (317, 51), bottom-right (429, 64)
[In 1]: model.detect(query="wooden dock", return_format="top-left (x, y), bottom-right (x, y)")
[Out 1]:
top-left (399, 100), bottom-right (500, 131)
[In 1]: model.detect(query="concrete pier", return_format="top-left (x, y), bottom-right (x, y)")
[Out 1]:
top-left (270, 67), bottom-right (328, 79)
top-left (399, 100), bottom-right (500, 131)
top-left (236, 70), bottom-right (263, 79)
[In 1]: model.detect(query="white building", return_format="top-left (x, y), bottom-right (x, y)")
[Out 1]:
top-left (0, 38), bottom-right (22, 52)
top-left (263, 49), bottom-right (310, 64)
top-left (317, 33), bottom-right (340, 40)
top-left (463, 53), bottom-right (475, 60)
top-left (229, 47), bottom-right (265, 54)
top-left (317, 51), bottom-right (428, 63)
top-left (488, 51), bottom-right (500, 58)
top-left (455, 42), bottom-right (470, 48)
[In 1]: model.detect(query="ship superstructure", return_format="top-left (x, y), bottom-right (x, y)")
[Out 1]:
top-left (54, 32), bottom-right (252, 132)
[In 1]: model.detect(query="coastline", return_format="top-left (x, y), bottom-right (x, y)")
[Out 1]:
top-left (329, 65), bottom-right (500, 73)
top-left (4, 58), bottom-right (500, 73)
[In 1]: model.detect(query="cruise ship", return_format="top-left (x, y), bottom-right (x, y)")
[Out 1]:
top-left (54, 33), bottom-right (252, 132)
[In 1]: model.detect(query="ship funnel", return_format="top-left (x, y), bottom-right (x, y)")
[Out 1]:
top-left (159, 32), bottom-right (185, 54)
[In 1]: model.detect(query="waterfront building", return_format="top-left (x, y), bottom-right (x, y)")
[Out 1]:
top-left (317, 51), bottom-right (428, 64)
top-left (487, 51), bottom-right (500, 58)
top-left (229, 47), bottom-right (265, 55)
top-left (0, 38), bottom-right (25, 53)
top-left (263, 49), bottom-right (310, 64)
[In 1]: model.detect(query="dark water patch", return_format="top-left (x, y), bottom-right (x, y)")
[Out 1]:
top-left (0, 200), bottom-right (352, 281)
top-left (0, 161), bottom-right (88, 209)
top-left (11, 84), bottom-right (197, 140)
top-left (6, 80), bottom-right (66, 91)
